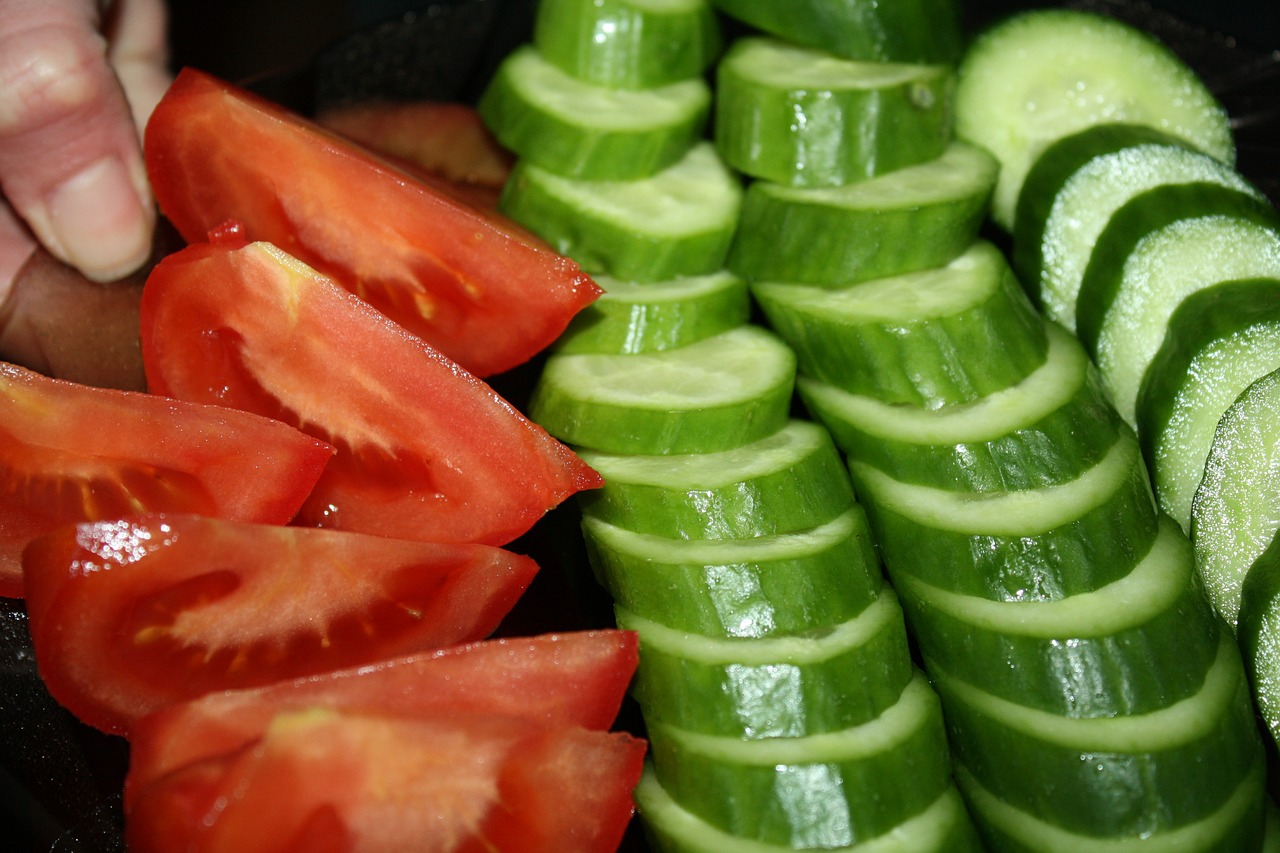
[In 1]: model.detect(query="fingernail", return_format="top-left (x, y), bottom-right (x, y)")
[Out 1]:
top-left (33, 155), bottom-right (154, 283)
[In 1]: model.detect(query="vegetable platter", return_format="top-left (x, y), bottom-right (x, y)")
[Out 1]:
top-left (2, 0), bottom-right (1279, 851)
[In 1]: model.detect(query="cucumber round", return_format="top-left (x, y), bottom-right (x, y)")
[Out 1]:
top-left (552, 270), bottom-right (750, 355)
top-left (726, 142), bottom-right (996, 287)
top-left (715, 36), bottom-right (953, 188)
top-left (532, 0), bottom-right (722, 89)
top-left (499, 141), bottom-right (743, 282)
top-left (479, 44), bottom-right (711, 180)
top-left (529, 324), bottom-right (795, 455)
top-left (753, 241), bottom-right (1047, 408)
top-left (954, 8), bottom-right (1234, 230)
top-left (1238, 540), bottom-right (1280, 751)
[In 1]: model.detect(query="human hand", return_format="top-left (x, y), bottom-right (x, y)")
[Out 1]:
top-left (0, 0), bottom-right (171, 295)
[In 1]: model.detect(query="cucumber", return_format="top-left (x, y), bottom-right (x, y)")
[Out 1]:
top-left (954, 7), bottom-right (1234, 230)
top-left (727, 141), bottom-right (996, 287)
top-left (1138, 279), bottom-right (1280, 534)
top-left (499, 141), bottom-right (743, 282)
top-left (1194, 367), bottom-right (1280, 629)
top-left (478, 44), bottom-right (712, 180)
top-left (532, 0), bottom-right (722, 90)
top-left (529, 324), bottom-right (795, 456)
top-left (552, 270), bottom-right (750, 355)
top-left (752, 241), bottom-right (1048, 408)
top-left (1239, 535), bottom-right (1280, 751)
top-left (707, 0), bottom-right (964, 65)
top-left (714, 36), bottom-right (953, 188)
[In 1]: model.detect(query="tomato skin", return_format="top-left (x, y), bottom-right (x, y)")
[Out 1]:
top-left (125, 629), bottom-right (640, 807)
top-left (0, 362), bottom-right (333, 598)
top-left (140, 238), bottom-right (601, 546)
top-left (126, 709), bottom-right (646, 853)
top-left (22, 513), bottom-right (538, 736)
top-left (145, 67), bottom-right (601, 378)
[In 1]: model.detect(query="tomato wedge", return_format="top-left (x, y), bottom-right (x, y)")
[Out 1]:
top-left (140, 235), bottom-right (601, 546)
top-left (125, 630), bottom-right (640, 806)
top-left (22, 513), bottom-right (538, 736)
top-left (145, 67), bottom-right (601, 378)
top-left (0, 362), bottom-right (333, 598)
top-left (126, 709), bottom-right (646, 853)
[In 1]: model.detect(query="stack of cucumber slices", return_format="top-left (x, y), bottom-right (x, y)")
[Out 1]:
top-left (481, 1), bottom-right (1278, 850)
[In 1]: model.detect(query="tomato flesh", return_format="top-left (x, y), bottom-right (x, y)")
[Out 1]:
top-left (140, 237), bottom-right (601, 546)
top-left (145, 68), bottom-right (600, 378)
top-left (0, 362), bottom-right (333, 598)
top-left (21, 513), bottom-right (538, 736)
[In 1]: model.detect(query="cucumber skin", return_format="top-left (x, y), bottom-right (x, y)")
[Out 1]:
top-left (714, 38), bottom-right (954, 188)
top-left (533, 0), bottom-right (723, 90)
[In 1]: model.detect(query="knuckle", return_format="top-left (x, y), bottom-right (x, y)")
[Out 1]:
top-left (0, 25), bottom-right (111, 139)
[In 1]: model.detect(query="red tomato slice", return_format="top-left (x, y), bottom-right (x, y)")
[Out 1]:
top-left (140, 236), bottom-right (601, 546)
top-left (125, 630), bottom-right (639, 807)
top-left (126, 709), bottom-right (646, 853)
top-left (145, 67), bottom-right (601, 378)
top-left (22, 513), bottom-right (538, 736)
top-left (0, 361), bottom-right (333, 598)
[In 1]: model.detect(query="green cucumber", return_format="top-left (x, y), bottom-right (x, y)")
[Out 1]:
top-left (529, 324), bottom-right (795, 455)
top-left (478, 44), bottom-right (711, 180)
top-left (532, 0), bottom-right (722, 90)
top-left (1238, 536), bottom-right (1280, 752)
top-left (714, 36), bottom-right (953, 188)
top-left (581, 507), bottom-right (882, 637)
top-left (707, 0), bottom-right (964, 65)
top-left (499, 140), bottom-right (743, 282)
top-left (575, 418), bottom-right (856, 540)
top-left (752, 241), bottom-right (1047, 408)
top-left (645, 673), bottom-right (955, 848)
top-left (954, 7), bottom-right (1234, 230)
top-left (552, 270), bottom-right (750, 355)
top-left (1194, 367), bottom-right (1280, 630)
top-left (1139, 279), bottom-right (1280, 534)
top-left (615, 591), bottom-right (913, 737)
top-left (727, 141), bottom-right (996, 287)
top-left (799, 325), bottom-right (1125, 492)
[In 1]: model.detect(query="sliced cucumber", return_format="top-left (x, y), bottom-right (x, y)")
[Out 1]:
top-left (707, 0), bottom-right (964, 65)
top-left (532, 0), bottom-right (722, 89)
top-left (954, 7), bottom-right (1234, 230)
top-left (752, 241), bottom-right (1047, 408)
top-left (727, 142), bottom-right (996, 287)
top-left (478, 44), bottom-right (711, 180)
top-left (714, 36), bottom-right (953, 188)
top-left (499, 140), bottom-right (743, 282)
top-left (575, 418), bottom-right (856, 540)
top-left (552, 270), bottom-right (750, 355)
top-left (1194, 367), bottom-right (1280, 629)
top-left (1239, 540), bottom-right (1280, 751)
top-left (582, 507), bottom-right (882, 637)
top-left (529, 324), bottom-right (795, 455)
top-left (1139, 279), bottom-right (1280, 533)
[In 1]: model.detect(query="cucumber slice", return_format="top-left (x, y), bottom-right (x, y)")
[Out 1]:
top-left (753, 241), bottom-right (1047, 408)
top-left (478, 44), bottom-right (711, 180)
top-left (582, 507), bottom-right (883, 637)
top-left (553, 270), bottom-right (750, 355)
top-left (727, 142), bottom-right (996, 287)
top-left (1093, 209), bottom-right (1280, 426)
top-left (532, 0), bottom-right (722, 90)
top-left (635, 768), bottom-right (983, 852)
top-left (529, 324), bottom-right (795, 455)
top-left (707, 0), bottom-right (964, 65)
top-left (800, 326), bottom-right (1126, 492)
top-left (1194, 367), bottom-right (1280, 629)
top-left (645, 673), bottom-right (954, 848)
top-left (1239, 541), bottom-right (1280, 751)
top-left (714, 36), bottom-right (953, 188)
top-left (499, 141), bottom-right (743, 282)
top-left (1012, 124), bottom-right (1260, 332)
top-left (616, 591), bottom-right (914, 737)
top-left (954, 8), bottom-right (1234, 230)
top-left (1139, 279), bottom-right (1280, 533)
top-left (576, 419), bottom-right (856, 540)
